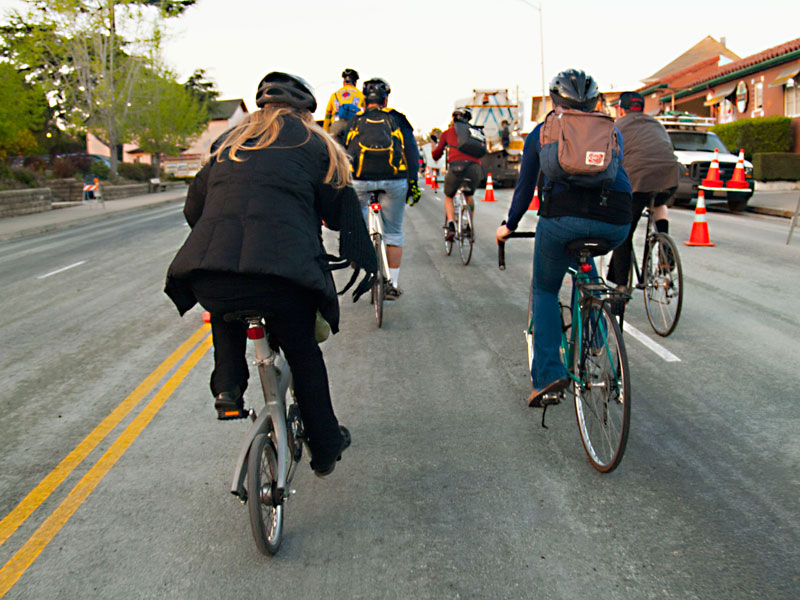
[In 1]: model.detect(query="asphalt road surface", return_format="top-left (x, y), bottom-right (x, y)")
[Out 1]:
top-left (1, 188), bottom-right (797, 599)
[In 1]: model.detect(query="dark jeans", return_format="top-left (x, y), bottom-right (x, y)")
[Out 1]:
top-left (190, 272), bottom-right (342, 463)
top-left (531, 216), bottom-right (629, 389)
top-left (607, 189), bottom-right (673, 286)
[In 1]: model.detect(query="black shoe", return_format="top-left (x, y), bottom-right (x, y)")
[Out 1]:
top-left (528, 378), bottom-right (569, 408)
top-left (312, 426), bottom-right (351, 478)
top-left (445, 221), bottom-right (455, 241)
top-left (214, 388), bottom-right (246, 420)
top-left (385, 284), bottom-right (402, 301)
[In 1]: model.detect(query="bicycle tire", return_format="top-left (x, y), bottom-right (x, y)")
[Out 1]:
top-left (457, 205), bottom-right (474, 265)
top-left (643, 232), bottom-right (683, 337)
top-left (373, 235), bottom-right (385, 328)
top-left (247, 431), bottom-right (283, 555)
top-left (573, 298), bottom-right (630, 473)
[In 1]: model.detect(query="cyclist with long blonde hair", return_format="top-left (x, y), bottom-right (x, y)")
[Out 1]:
top-left (166, 72), bottom-right (376, 477)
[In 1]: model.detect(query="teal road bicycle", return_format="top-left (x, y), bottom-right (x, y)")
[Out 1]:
top-left (499, 231), bottom-right (631, 472)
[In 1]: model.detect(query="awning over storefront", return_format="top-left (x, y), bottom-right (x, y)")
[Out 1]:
top-left (768, 63), bottom-right (800, 87)
top-left (703, 82), bottom-right (737, 106)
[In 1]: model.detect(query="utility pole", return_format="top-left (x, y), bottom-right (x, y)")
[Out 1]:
top-left (517, 0), bottom-right (546, 121)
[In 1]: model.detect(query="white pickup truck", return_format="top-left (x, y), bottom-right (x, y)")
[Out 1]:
top-left (657, 114), bottom-right (754, 212)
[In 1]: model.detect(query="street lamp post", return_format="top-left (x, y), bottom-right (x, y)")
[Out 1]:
top-left (517, 0), bottom-right (546, 121)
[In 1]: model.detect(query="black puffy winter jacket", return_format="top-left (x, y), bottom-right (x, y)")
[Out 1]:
top-left (164, 116), bottom-right (375, 332)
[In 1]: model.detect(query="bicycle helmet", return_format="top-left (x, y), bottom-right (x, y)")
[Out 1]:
top-left (255, 71), bottom-right (317, 112)
top-left (362, 78), bottom-right (391, 104)
top-left (549, 69), bottom-right (599, 111)
top-left (452, 108), bottom-right (472, 123)
top-left (341, 68), bottom-right (359, 84)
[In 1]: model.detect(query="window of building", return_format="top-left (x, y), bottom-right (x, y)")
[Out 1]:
top-left (786, 78), bottom-right (800, 117)
top-left (755, 81), bottom-right (763, 109)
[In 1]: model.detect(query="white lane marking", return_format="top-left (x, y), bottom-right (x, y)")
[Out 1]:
top-left (624, 323), bottom-right (681, 362)
top-left (37, 260), bottom-right (87, 279)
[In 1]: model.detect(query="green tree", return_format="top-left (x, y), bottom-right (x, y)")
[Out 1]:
top-left (0, 0), bottom-right (197, 175)
top-left (0, 62), bottom-right (47, 159)
top-left (131, 68), bottom-right (208, 175)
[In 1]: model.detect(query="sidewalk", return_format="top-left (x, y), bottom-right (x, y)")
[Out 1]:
top-left (0, 187), bottom-right (187, 242)
top-left (747, 189), bottom-right (800, 219)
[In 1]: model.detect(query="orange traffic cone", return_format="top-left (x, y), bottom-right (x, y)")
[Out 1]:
top-left (725, 148), bottom-right (751, 190)
top-left (528, 186), bottom-right (539, 211)
top-left (424, 165), bottom-right (431, 186)
top-left (684, 190), bottom-right (715, 247)
top-left (699, 148), bottom-right (723, 189)
top-left (482, 173), bottom-right (496, 202)
top-left (432, 168), bottom-right (439, 191)
top-left (202, 311), bottom-right (211, 323)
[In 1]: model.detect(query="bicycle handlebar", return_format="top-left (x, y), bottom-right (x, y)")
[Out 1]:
top-left (497, 222), bottom-right (535, 270)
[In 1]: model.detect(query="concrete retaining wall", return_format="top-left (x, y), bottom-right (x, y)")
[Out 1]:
top-left (98, 183), bottom-right (149, 201)
top-left (0, 188), bottom-right (53, 218)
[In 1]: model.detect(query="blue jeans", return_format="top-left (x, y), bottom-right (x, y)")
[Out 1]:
top-left (352, 179), bottom-right (407, 247)
top-left (530, 216), bottom-right (629, 389)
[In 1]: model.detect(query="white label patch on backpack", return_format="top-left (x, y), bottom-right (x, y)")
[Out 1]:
top-left (585, 151), bottom-right (606, 166)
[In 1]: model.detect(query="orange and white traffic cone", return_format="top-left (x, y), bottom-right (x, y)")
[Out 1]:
top-left (202, 311), bottom-right (211, 323)
top-left (725, 148), bottom-right (751, 190)
top-left (482, 173), bottom-right (496, 202)
top-left (528, 186), bottom-right (539, 211)
top-left (699, 148), bottom-right (724, 190)
top-left (424, 165), bottom-right (431, 186)
top-left (684, 190), bottom-right (715, 247)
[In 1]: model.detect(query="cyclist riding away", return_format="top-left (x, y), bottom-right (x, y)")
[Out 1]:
top-left (606, 91), bottom-right (680, 289)
top-left (165, 71), bottom-right (377, 477)
top-left (495, 68), bottom-right (632, 407)
top-left (343, 77), bottom-right (421, 299)
top-left (432, 108), bottom-right (484, 241)
top-left (323, 68), bottom-right (365, 139)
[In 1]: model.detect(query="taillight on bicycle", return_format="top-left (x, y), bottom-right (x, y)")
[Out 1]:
top-left (580, 263), bottom-right (592, 273)
top-left (247, 326), bottom-right (265, 340)
top-left (369, 203), bottom-right (381, 212)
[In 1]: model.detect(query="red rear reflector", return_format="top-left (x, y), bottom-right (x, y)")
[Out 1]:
top-left (580, 263), bottom-right (592, 273)
top-left (202, 311), bottom-right (211, 323)
top-left (247, 327), bottom-right (265, 340)
top-left (370, 203), bottom-right (381, 211)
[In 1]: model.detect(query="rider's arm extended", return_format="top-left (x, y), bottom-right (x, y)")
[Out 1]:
top-left (505, 128), bottom-right (541, 231)
top-left (431, 128), bottom-right (450, 161)
top-left (323, 92), bottom-right (336, 132)
top-left (184, 160), bottom-right (211, 227)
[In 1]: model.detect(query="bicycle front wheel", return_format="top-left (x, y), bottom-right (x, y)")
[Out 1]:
top-left (373, 235), bottom-right (385, 328)
top-left (247, 431), bottom-right (283, 555)
top-left (573, 298), bottom-right (630, 472)
top-left (457, 206), bottom-right (474, 265)
top-left (643, 232), bottom-right (683, 336)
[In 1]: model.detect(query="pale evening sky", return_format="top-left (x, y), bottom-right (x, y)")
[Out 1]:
top-left (1, 0), bottom-right (799, 133)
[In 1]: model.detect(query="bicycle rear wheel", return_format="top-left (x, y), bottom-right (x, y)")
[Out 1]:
top-left (573, 298), bottom-right (630, 472)
top-left (643, 232), bottom-right (683, 336)
top-left (443, 219), bottom-right (454, 256)
top-left (373, 234), bottom-right (385, 328)
top-left (457, 205), bottom-right (474, 265)
top-left (247, 431), bottom-right (283, 555)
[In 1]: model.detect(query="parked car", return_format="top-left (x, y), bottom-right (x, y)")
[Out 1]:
top-left (657, 113), bottom-right (754, 212)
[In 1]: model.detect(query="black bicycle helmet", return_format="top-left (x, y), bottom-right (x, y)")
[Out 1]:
top-left (452, 108), bottom-right (472, 123)
top-left (341, 68), bottom-right (359, 84)
top-left (255, 71), bottom-right (317, 112)
top-left (362, 78), bottom-right (391, 104)
top-left (549, 69), bottom-right (599, 111)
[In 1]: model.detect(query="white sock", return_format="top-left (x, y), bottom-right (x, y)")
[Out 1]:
top-left (389, 268), bottom-right (400, 287)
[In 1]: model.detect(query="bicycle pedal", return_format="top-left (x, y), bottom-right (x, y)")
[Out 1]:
top-left (216, 407), bottom-right (250, 421)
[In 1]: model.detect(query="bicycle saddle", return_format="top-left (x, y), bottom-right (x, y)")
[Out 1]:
top-left (223, 310), bottom-right (272, 323)
top-left (565, 238), bottom-right (613, 257)
top-left (368, 189), bottom-right (386, 199)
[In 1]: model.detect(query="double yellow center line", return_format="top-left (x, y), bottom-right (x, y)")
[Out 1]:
top-left (0, 325), bottom-right (212, 596)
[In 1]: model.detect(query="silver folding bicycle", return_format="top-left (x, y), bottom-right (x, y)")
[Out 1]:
top-left (226, 310), bottom-right (303, 555)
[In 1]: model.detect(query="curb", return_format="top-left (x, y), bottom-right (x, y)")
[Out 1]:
top-left (748, 206), bottom-right (796, 219)
top-left (0, 197), bottom-right (184, 242)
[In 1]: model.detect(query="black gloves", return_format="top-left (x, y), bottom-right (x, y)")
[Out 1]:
top-left (406, 179), bottom-right (421, 206)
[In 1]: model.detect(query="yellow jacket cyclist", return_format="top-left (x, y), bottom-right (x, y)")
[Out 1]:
top-left (323, 68), bottom-right (365, 132)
